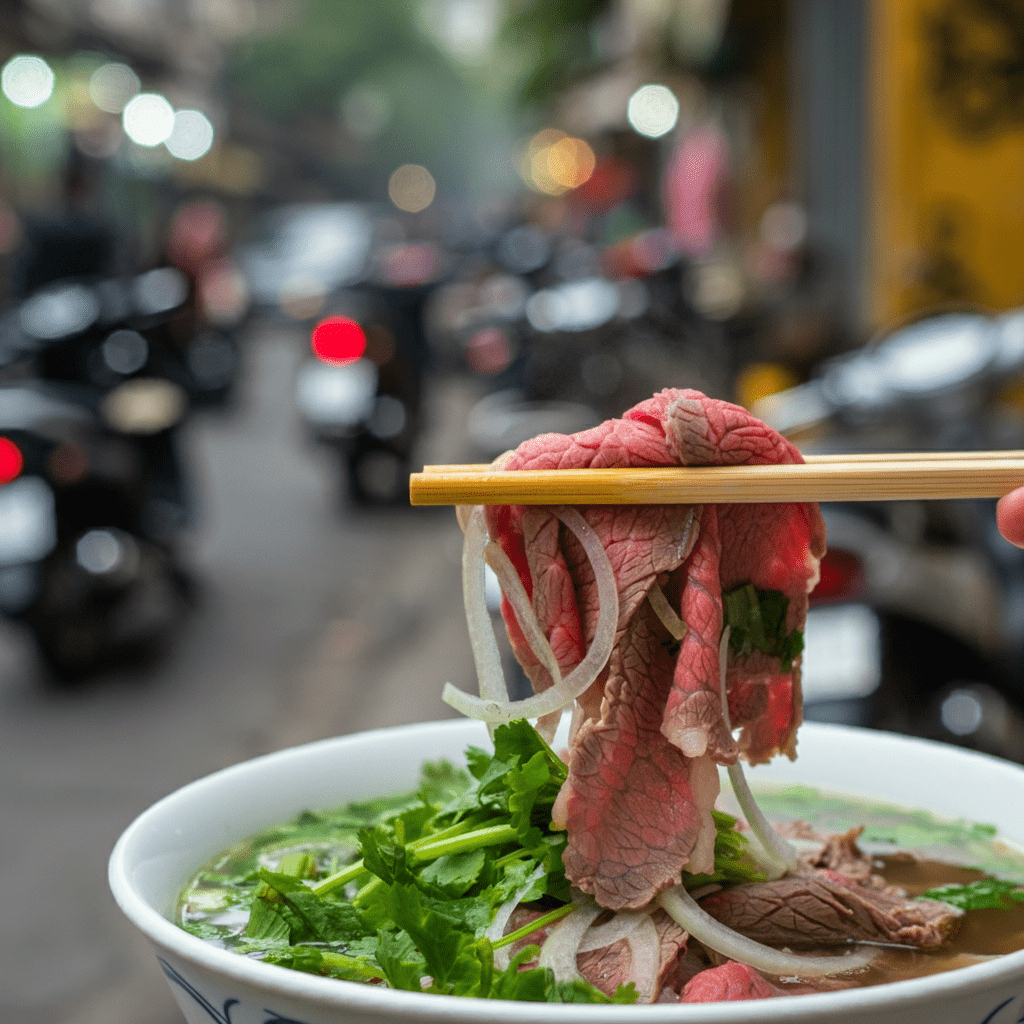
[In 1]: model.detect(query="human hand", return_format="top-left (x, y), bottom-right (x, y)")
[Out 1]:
top-left (997, 488), bottom-right (1024, 547)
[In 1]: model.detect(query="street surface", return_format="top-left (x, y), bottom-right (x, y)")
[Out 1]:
top-left (0, 323), bottom-right (479, 1024)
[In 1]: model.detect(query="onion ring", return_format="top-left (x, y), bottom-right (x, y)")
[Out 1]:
top-left (443, 506), bottom-right (619, 724)
top-left (537, 904), bottom-right (602, 983)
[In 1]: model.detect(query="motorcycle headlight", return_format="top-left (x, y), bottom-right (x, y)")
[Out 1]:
top-left (101, 378), bottom-right (188, 435)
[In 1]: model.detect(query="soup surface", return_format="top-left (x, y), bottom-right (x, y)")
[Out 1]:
top-left (176, 740), bottom-right (1024, 1003)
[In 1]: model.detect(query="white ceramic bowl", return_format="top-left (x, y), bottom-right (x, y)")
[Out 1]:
top-left (110, 719), bottom-right (1024, 1024)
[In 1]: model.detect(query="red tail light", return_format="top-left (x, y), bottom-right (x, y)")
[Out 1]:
top-left (810, 548), bottom-right (865, 605)
top-left (0, 436), bottom-right (23, 485)
top-left (311, 317), bottom-right (366, 365)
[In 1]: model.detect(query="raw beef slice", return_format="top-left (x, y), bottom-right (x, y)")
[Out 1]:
top-left (484, 389), bottom-right (825, 909)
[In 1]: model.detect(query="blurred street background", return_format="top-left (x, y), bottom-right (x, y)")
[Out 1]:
top-left (1, 1), bottom-right (1024, 1020)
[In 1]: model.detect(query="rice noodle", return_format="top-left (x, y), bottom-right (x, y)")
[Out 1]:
top-left (537, 904), bottom-right (603, 983)
top-left (658, 885), bottom-right (877, 978)
top-left (443, 506), bottom-right (619, 725)
top-left (487, 862), bottom-right (547, 971)
top-left (462, 506), bottom-right (509, 709)
top-left (717, 627), bottom-right (799, 878)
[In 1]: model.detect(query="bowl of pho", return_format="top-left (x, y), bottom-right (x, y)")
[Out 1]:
top-left (110, 716), bottom-right (1024, 1024)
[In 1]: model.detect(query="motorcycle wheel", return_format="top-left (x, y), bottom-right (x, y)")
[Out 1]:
top-left (26, 544), bottom-right (190, 681)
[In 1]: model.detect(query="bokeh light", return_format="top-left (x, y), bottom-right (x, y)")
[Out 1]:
top-left (88, 62), bottom-right (140, 113)
top-left (521, 130), bottom-right (596, 195)
top-left (165, 109), bottom-right (214, 161)
top-left (0, 437), bottom-right (25, 485)
top-left (122, 92), bottom-right (175, 146)
top-left (627, 84), bottom-right (680, 138)
top-left (1, 55), bottom-right (55, 108)
top-left (388, 164), bottom-right (436, 213)
top-left (312, 317), bottom-right (367, 365)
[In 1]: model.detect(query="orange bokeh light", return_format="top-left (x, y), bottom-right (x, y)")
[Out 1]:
top-left (311, 317), bottom-right (367, 365)
top-left (521, 130), bottom-right (596, 196)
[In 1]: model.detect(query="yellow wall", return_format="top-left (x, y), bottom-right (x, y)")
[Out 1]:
top-left (869, 0), bottom-right (1024, 327)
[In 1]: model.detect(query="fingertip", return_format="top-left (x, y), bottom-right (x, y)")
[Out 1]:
top-left (997, 488), bottom-right (1024, 547)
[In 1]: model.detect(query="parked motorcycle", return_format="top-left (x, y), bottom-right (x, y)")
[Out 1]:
top-left (295, 272), bottom-right (433, 506)
top-left (455, 226), bottom-right (730, 461)
top-left (754, 307), bottom-right (1024, 761)
top-left (0, 380), bottom-right (191, 678)
top-left (0, 269), bottom-right (199, 677)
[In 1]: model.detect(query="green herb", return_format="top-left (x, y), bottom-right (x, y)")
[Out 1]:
top-left (177, 719), bottom-right (760, 1003)
top-left (682, 810), bottom-right (766, 888)
top-left (921, 879), bottom-right (1024, 911)
top-left (722, 584), bottom-right (803, 671)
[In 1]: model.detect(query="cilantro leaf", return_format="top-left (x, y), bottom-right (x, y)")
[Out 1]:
top-left (921, 878), bottom-right (1024, 911)
top-left (723, 583), bottom-right (804, 671)
top-left (418, 759), bottom-right (473, 810)
top-left (418, 848), bottom-right (487, 896)
top-left (384, 884), bottom-right (490, 995)
top-left (375, 927), bottom-right (425, 991)
top-left (255, 869), bottom-right (374, 943)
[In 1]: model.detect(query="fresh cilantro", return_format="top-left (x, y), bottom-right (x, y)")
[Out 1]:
top-left (682, 809), bottom-right (765, 887)
top-left (921, 878), bottom-right (1024, 911)
top-left (375, 927), bottom-right (426, 990)
top-left (722, 583), bottom-right (803, 671)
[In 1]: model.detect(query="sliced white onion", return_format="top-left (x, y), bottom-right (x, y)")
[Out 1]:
top-left (576, 908), bottom-right (650, 952)
top-left (658, 885), bottom-right (877, 978)
top-left (463, 506), bottom-right (509, 707)
top-left (443, 506), bottom-right (619, 724)
top-left (718, 627), bottom-right (798, 878)
top-left (487, 862), bottom-right (547, 970)
top-left (538, 904), bottom-right (602, 983)
top-left (648, 580), bottom-right (687, 640)
top-left (484, 538), bottom-right (562, 687)
top-left (624, 914), bottom-right (661, 1004)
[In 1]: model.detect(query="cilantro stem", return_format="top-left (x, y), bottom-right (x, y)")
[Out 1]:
top-left (493, 848), bottom-right (531, 870)
top-left (352, 875), bottom-right (384, 906)
top-left (314, 821), bottom-right (480, 896)
top-left (317, 950), bottom-right (385, 981)
top-left (311, 860), bottom-right (367, 897)
top-left (410, 823), bottom-right (518, 861)
top-left (491, 902), bottom-right (575, 949)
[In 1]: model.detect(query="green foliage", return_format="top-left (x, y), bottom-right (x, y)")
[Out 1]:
top-left (227, 0), bottom-right (448, 119)
top-left (499, 0), bottom-right (614, 105)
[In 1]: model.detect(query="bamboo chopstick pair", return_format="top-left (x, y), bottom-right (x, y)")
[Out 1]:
top-left (408, 451), bottom-right (1024, 506)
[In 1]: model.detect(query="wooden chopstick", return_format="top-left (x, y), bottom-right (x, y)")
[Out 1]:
top-left (409, 452), bottom-right (1024, 506)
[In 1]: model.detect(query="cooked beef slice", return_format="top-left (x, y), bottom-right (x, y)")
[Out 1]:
top-left (484, 389), bottom-right (824, 908)
top-left (800, 826), bottom-right (901, 893)
top-left (698, 872), bottom-right (963, 949)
